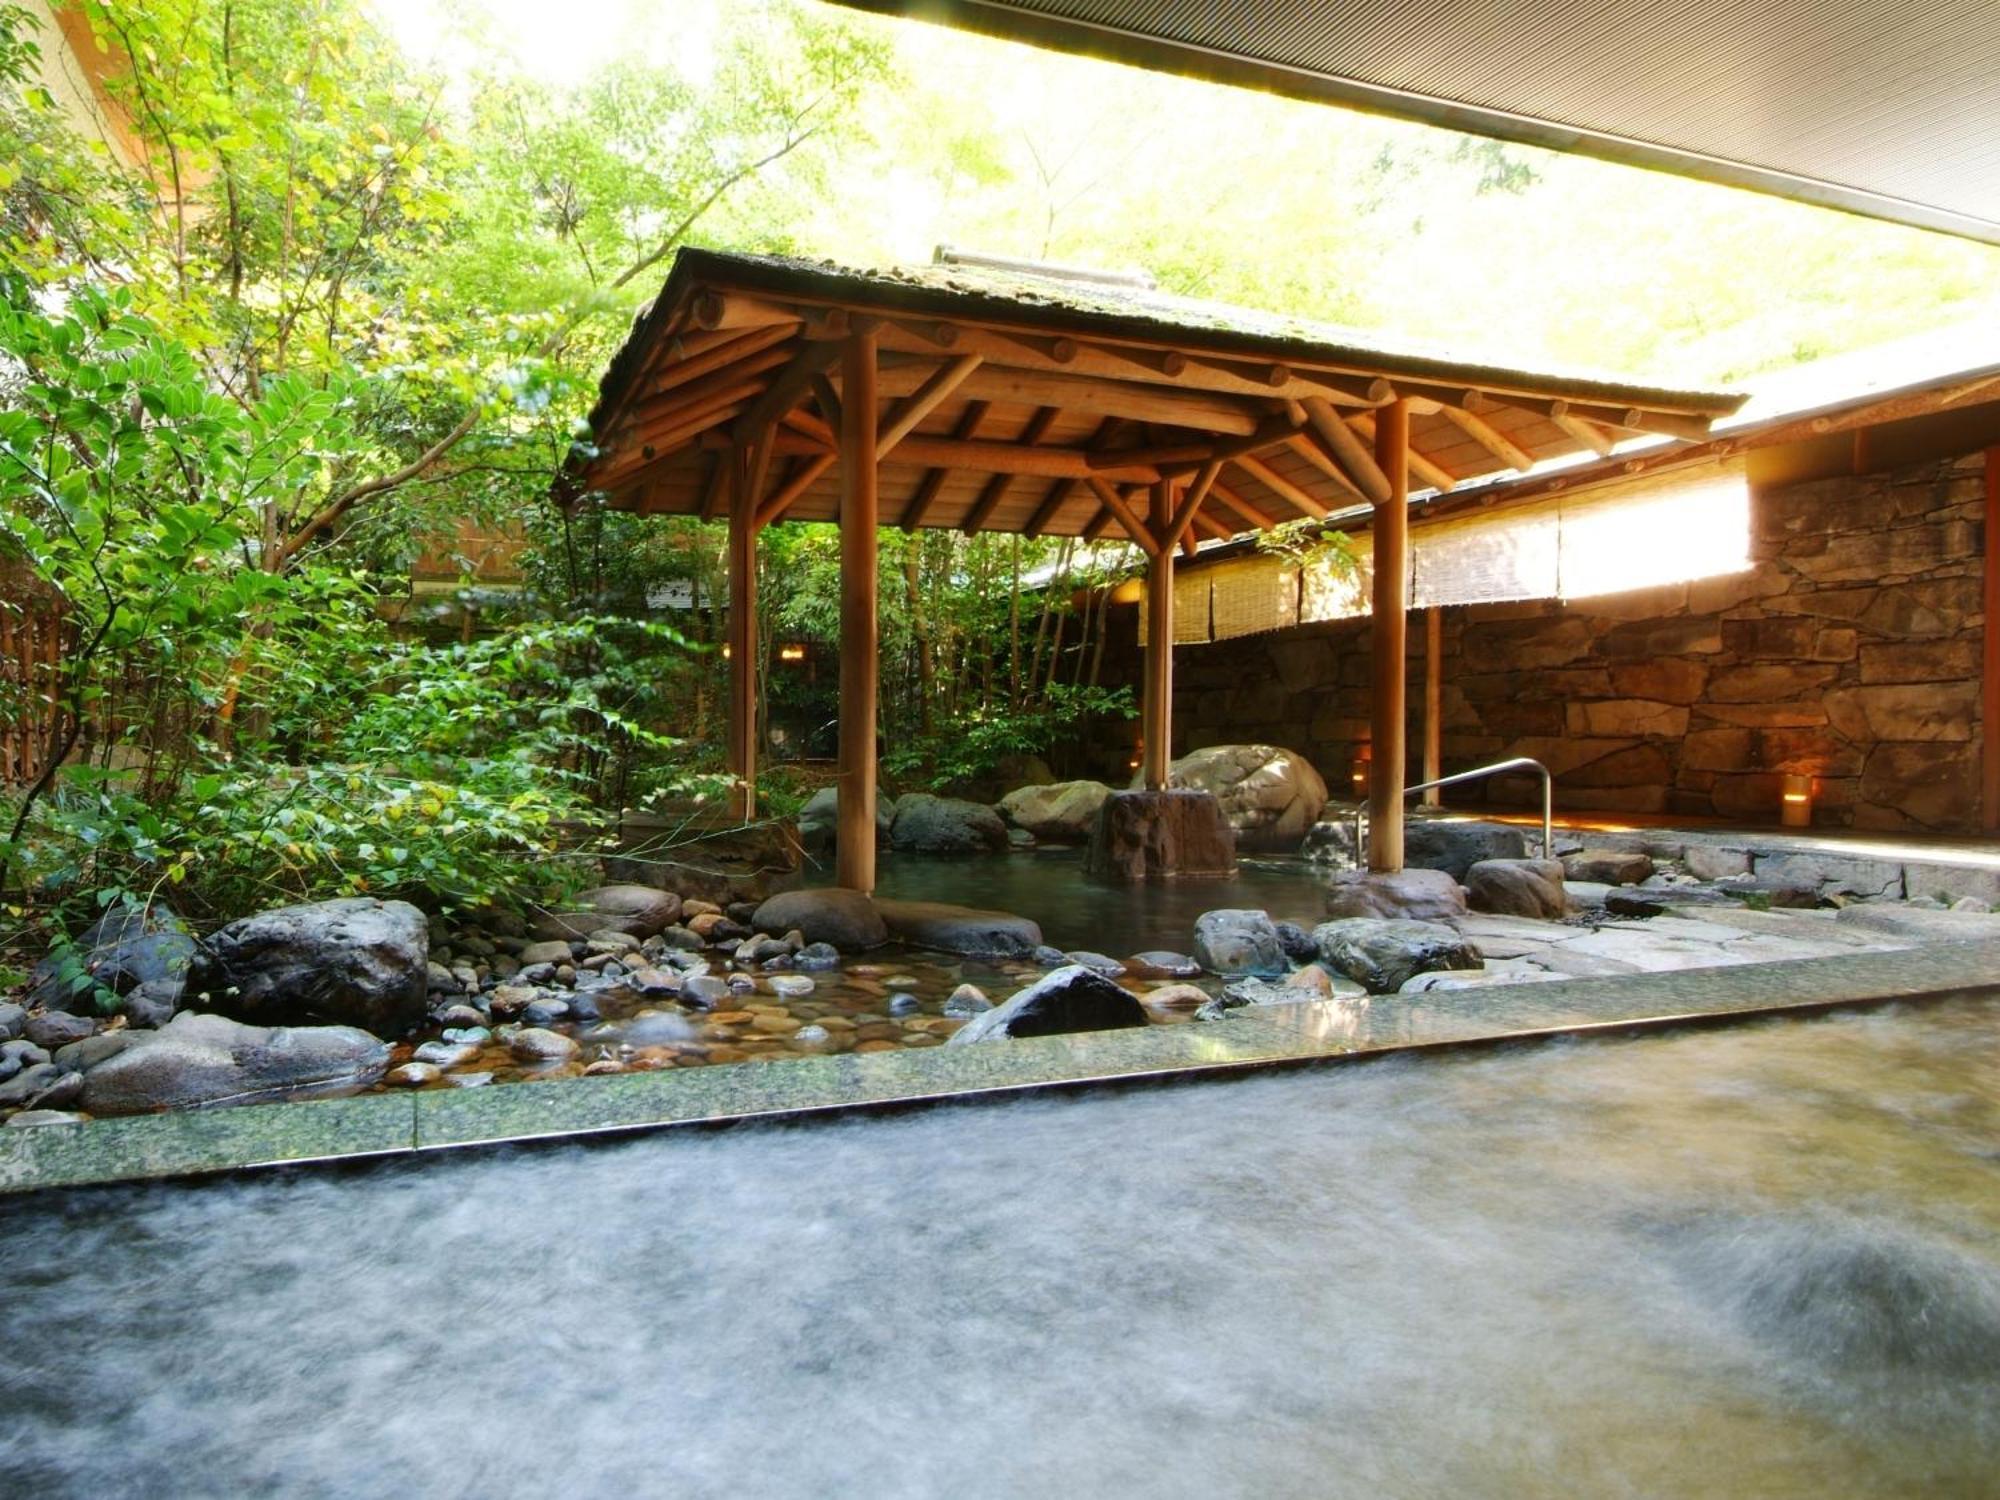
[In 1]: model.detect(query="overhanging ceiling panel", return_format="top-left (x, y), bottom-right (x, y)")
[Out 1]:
top-left (842, 0), bottom-right (2000, 244)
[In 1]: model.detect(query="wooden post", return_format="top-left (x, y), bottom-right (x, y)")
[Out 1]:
top-left (1142, 479), bottom-right (1174, 789)
top-left (1368, 399), bottom-right (1410, 872)
top-left (1984, 447), bottom-right (2000, 831)
top-left (1423, 606), bottom-right (1442, 806)
top-left (726, 442), bottom-right (758, 821)
top-left (836, 326), bottom-right (880, 891)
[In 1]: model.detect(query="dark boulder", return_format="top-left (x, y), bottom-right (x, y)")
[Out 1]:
top-left (1084, 789), bottom-right (1236, 881)
top-left (1403, 821), bottom-right (1529, 882)
top-left (29, 904), bottom-right (195, 1016)
top-left (750, 888), bottom-right (887, 951)
top-left (1465, 858), bottom-right (1568, 919)
top-left (889, 794), bottom-right (1010, 855)
top-left (948, 964), bottom-right (1149, 1044)
top-left (185, 898), bottom-right (429, 1034)
top-left (1313, 918), bottom-right (1482, 994)
top-left (1191, 909), bottom-right (1287, 977)
top-left (78, 1011), bottom-right (390, 1115)
top-left (875, 898), bottom-right (1042, 957)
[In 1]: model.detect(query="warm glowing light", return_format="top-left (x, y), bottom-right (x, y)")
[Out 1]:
top-left (1780, 773), bottom-right (1813, 828)
top-left (720, 644), bottom-right (731, 659)
top-left (778, 644), bottom-right (807, 662)
top-left (1349, 750), bottom-right (1371, 797)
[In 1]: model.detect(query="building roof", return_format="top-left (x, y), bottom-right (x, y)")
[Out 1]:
top-left (830, 0), bottom-right (2000, 246)
top-left (569, 247), bottom-right (1742, 540)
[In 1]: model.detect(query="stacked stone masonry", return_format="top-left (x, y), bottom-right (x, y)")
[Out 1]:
top-left (1168, 452), bottom-right (1989, 833)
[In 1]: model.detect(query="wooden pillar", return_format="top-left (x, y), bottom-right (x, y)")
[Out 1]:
top-left (1422, 606), bottom-right (1442, 807)
top-left (1984, 447), bottom-right (2000, 831)
top-left (836, 326), bottom-right (880, 891)
top-left (726, 442), bottom-right (758, 821)
top-left (1142, 480), bottom-right (1174, 789)
top-left (1368, 399), bottom-right (1410, 873)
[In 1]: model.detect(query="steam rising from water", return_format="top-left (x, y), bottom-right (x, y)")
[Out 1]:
top-left (2, 1000), bottom-right (1997, 1498)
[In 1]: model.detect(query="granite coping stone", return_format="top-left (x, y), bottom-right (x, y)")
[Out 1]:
top-left (4, 939), bottom-right (1997, 1196)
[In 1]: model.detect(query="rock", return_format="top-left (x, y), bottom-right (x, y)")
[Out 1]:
top-left (29, 903), bottom-right (196, 1015)
top-left (1403, 821), bottom-right (1529, 881)
top-left (1274, 921), bottom-right (1320, 962)
top-left (1301, 818), bottom-right (1363, 866)
top-left (874, 898), bottom-right (1044, 957)
top-left (531, 885), bottom-right (682, 942)
top-left (768, 973), bottom-right (816, 998)
top-left (996, 780), bottom-right (1114, 843)
top-left (5, 1109), bottom-right (90, 1128)
top-left (448, 1072), bottom-right (493, 1088)
top-left (751, 889), bottom-right (887, 951)
top-left (0, 1002), bottom-right (23, 1040)
top-left (2, 1039), bottom-right (50, 1074)
top-left (1140, 983), bottom-right (1210, 1011)
top-left (1084, 789), bottom-right (1237, 880)
top-left (947, 965), bottom-right (1150, 1043)
top-left (797, 785), bottom-right (895, 855)
top-left (622, 1014), bottom-right (696, 1046)
top-left (585, 928), bottom-right (640, 954)
top-left (522, 998), bottom-right (570, 1025)
top-left (54, 1033), bottom-right (132, 1073)
top-left (1125, 951), bottom-right (1201, 980)
top-left (656, 925), bottom-right (703, 953)
top-left (487, 985), bottom-right (537, 1019)
top-left (889, 794), bottom-right (1010, 855)
top-left (518, 940), bottom-right (574, 967)
top-left (1031, 945), bottom-right (1069, 967)
top-left (942, 984), bottom-right (991, 1016)
top-left (386, 1062), bottom-right (441, 1088)
top-left (118, 981), bottom-right (180, 1030)
top-left (1323, 869), bottom-right (1467, 922)
top-left (1562, 849), bottom-right (1655, 886)
top-left (185, 898), bottom-right (429, 1035)
top-left (1152, 744), bottom-right (1328, 852)
top-left (1065, 950), bottom-right (1126, 977)
top-left (1466, 859), bottom-right (1568, 919)
top-left (625, 966), bottom-right (681, 998)
top-left (678, 974), bottom-right (730, 1008)
top-left (734, 933), bottom-right (795, 965)
top-left (507, 1027), bottom-right (578, 1063)
top-left (1314, 919), bottom-right (1482, 994)
top-left (0, 1063), bottom-right (65, 1108)
top-left (1192, 909), bottom-right (1288, 977)
top-left (413, 1040), bottom-right (481, 1069)
top-left (425, 960), bottom-right (460, 993)
top-left (1683, 845), bottom-right (1752, 881)
top-left (25, 1011), bottom-right (95, 1051)
top-left (794, 942), bottom-right (841, 971)
top-left (887, 994), bottom-right (923, 1018)
top-left (79, 1012), bottom-right (390, 1114)
top-left (792, 1024), bottom-right (835, 1050)
top-left (441, 1026), bottom-right (490, 1045)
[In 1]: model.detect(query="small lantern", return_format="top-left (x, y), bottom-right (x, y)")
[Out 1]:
top-left (1350, 747), bottom-right (1372, 799)
top-left (778, 643), bottom-right (806, 663)
top-left (1780, 773), bottom-right (1813, 828)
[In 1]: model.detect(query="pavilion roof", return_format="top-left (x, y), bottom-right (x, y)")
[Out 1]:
top-left (567, 247), bottom-right (1745, 541)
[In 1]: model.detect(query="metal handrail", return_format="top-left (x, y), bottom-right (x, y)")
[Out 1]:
top-left (1353, 756), bottom-right (1554, 862)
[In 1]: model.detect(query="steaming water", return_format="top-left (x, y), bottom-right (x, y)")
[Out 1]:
top-left (4, 999), bottom-right (1999, 1498)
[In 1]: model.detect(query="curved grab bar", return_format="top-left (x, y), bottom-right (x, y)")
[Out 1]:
top-left (1354, 756), bottom-right (1554, 862)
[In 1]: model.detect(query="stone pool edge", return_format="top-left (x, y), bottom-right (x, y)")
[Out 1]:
top-left (5, 939), bottom-right (1998, 1197)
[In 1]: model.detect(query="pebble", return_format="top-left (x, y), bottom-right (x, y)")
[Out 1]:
top-left (749, 1014), bottom-right (803, 1034)
top-left (1126, 951), bottom-right (1201, 979)
top-left (626, 966), bottom-right (680, 997)
top-left (4, 1108), bottom-right (90, 1127)
top-left (426, 960), bottom-right (460, 992)
top-left (884, 975), bottom-right (921, 988)
top-left (555, 965), bottom-right (577, 985)
top-left (1064, 950), bottom-right (1126, 977)
top-left (942, 984), bottom-right (990, 1016)
top-left (25, 1012), bottom-right (95, 1050)
top-left (795, 943), bottom-right (842, 971)
top-left (899, 1033), bottom-right (943, 1048)
top-left (791, 1025), bottom-right (834, 1050)
top-left (768, 974), bottom-right (816, 998)
top-left (413, 1041), bottom-right (482, 1069)
top-left (726, 973), bottom-right (758, 993)
top-left (583, 1059), bottom-right (627, 1076)
top-left (522, 998), bottom-right (571, 1025)
top-left (887, 994), bottom-right (923, 1017)
top-left (446, 1072), bottom-right (493, 1088)
top-left (442, 1026), bottom-right (492, 1046)
top-left (509, 1028), bottom-right (579, 1062)
top-left (681, 975), bottom-right (731, 1008)
top-left (518, 940), bottom-right (573, 966)
top-left (487, 984), bottom-right (537, 1019)
top-left (435, 1004), bottom-right (485, 1029)
top-left (1142, 982), bottom-right (1210, 1011)
top-left (386, 1062), bottom-right (441, 1088)
top-left (586, 929), bottom-right (639, 953)
top-left (680, 899), bottom-right (723, 918)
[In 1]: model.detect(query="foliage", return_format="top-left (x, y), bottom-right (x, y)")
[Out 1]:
top-left (883, 683), bottom-right (1136, 791)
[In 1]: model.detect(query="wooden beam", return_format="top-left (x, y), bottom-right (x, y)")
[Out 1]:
top-left (1368, 399), bottom-right (1410, 873)
top-left (1191, 511), bottom-right (1233, 542)
top-left (1284, 431), bottom-right (1365, 499)
top-left (1350, 411), bottom-right (1459, 492)
top-left (871, 355), bottom-right (1263, 436)
top-left (1090, 413), bottom-right (1298, 471)
top-left (1985, 447), bottom-right (2000, 831)
top-left (809, 373), bottom-right (843, 432)
top-left (1303, 396), bottom-right (1393, 503)
top-left (1162, 459), bottom-right (1222, 550)
top-left (1207, 478), bottom-right (1278, 532)
top-left (1423, 606), bottom-right (1442, 807)
top-left (1550, 408), bottom-right (1616, 457)
top-left (1230, 453), bottom-right (1330, 520)
top-left (755, 452), bottom-right (837, 528)
top-left (899, 400), bottom-right (991, 531)
top-left (887, 436), bottom-right (1160, 483)
top-left (1086, 477), bottom-right (1162, 555)
top-left (691, 290), bottom-right (802, 332)
top-left (1023, 478), bottom-right (1078, 537)
top-left (877, 353), bottom-right (983, 460)
top-left (837, 328), bottom-right (880, 893)
top-left (1142, 479), bottom-right (1175, 789)
top-left (733, 341), bottom-right (841, 447)
top-left (1437, 402), bottom-right (1535, 472)
top-left (726, 443), bottom-right (759, 820)
top-left (963, 406), bottom-right (1060, 533)
top-left (649, 325), bottom-right (798, 399)
top-left (697, 449), bottom-right (728, 521)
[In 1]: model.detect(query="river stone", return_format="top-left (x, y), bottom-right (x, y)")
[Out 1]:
top-left (889, 794), bottom-right (1010, 855)
top-left (1065, 950), bottom-right (1126, 977)
top-left (1084, 789), bottom-right (1237, 880)
top-left (518, 940), bottom-right (573, 967)
top-left (1273, 921), bottom-right (1319, 962)
top-left (78, 1012), bottom-right (391, 1114)
top-left (1192, 909), bottom-right (1288, 977)
top-left (1466, 859), bottom-right (1569, 920)
top-left (25, 1012), bottom-right (95, 1051)
top-left (55, 1032), bottom-right (132, 1073)
top-left (507, 1027), bottom-right (578, 1062)
top-left (996, 780), bottom-right (1114, 843)
top-left (948, 964), bottom-right (1149, 1044)
top-left (4, 1109), bottom-right (90, 1128)
top-left (531, 885), bottom-right (682, 942)
top-left (797, 785), bottom-right (895, 855)
top-left (1301, 818), bottom-right (1363, 866)
top-left (29, 903), bottom-right (196, 1015)
top-left (1562, 849), bottom-right (1655, 886)
top-left (942, 984), bottom-right (992, 1016)
top-left (386, 1062), bottom-right (441, 1088)
top-left (1151, 744), bottom-right (1329, 852)
top-left (185, 898), bottom-right (428, 1035)
top-left (0, 1002), bottom-right (23, 1040)
top-left (1323, 868), bottom-right (1467, 922)
top-left (0, 1063), bottom-right (65, 1109)
top-left (875, 898), bottom-right (1043, 957)
top-left (1313, 919), bottom-right (1482, 994)
top-left (1126, 951), bottom-right (1201, 979)
top-left (1403, 821), bottom-right (1529, 882)
top-left (751, 889), bottom-right (887, 951)
top-left (1140, 982), bottom-right (1211, 1011)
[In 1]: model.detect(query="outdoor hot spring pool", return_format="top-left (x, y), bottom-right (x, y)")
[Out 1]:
top-left (3, 995), bottom-right (1997, 1497)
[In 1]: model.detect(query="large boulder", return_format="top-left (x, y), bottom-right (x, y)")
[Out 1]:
top-left (1466, 858), bottom-right (1568, 919)
top-left (530, 885), bottom-right (681, 942)
top-left (1323, 868), bottom-right (1467, 921)
top-left (29, 904), bottom-right (195, 1017)
top-left (1191, 909), bottom-right (1287, 977)
top-left (1313, 918), bottom-right (1482, 994)
top-left (78, 1011), bottom-right (390, 1115)
top-left (798, 786), bottom-right (894, 857)
top-left (997, 780), bottom-right (1114, 843)
top-left (184, 898), bottom-right (429, 1035)
top-left (1084, 789), bottom-right (1237, 881)
top-left (890, 794), bottom-right (1009, 855)
top-left (1562, 849), bottom-right (1655, 886)
top-left (750, 888), bottom-right (887, 951)
top-left (1301, 816), bottom-right (1364, 866)
top-left (1150, 744), bottom-right (1328, 852)
top-left (947, 964), bottom-right (1149, 1044)
top-left (874, 899), bottom-right (1043, 957)
top-left (1403, 821), bottom-right (1529, 881)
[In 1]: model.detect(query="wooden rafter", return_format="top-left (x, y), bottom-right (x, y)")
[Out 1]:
top-left (1230, 452), bottom-right (1330, 520)
top-left (1163, 459), bottom-right (1222, 551)
top-left (1302, 396), bottom-right (1393, 503)
top-left (1349, 411), bottom-right (1459, 493)
top-left (1437, 402), bottom-right (1535, 472)
top-left (963, 405), bottom-right (1060, 533)
top-left (1207, 478), bottom-right (1278, 531)
top-left (900, 400), bottom-right (991, 530)
top-left (870, 355), bottom-right (1264, 436)
top-left (756, 452), bottom-right (837, 528)
top-left (887, 436), bottom-right (1159, 483)
top-left (1085, 476), bottom-right (1162, 555)
top-left (877, 353), bottom-right (983, 460)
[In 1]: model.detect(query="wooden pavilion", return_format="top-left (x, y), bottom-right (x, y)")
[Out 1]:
top-left (563, 248), bottom-right (1743, 891)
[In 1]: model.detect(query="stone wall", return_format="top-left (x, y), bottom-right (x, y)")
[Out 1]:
top-left (1160, 450), bottom-right (1990, 833)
